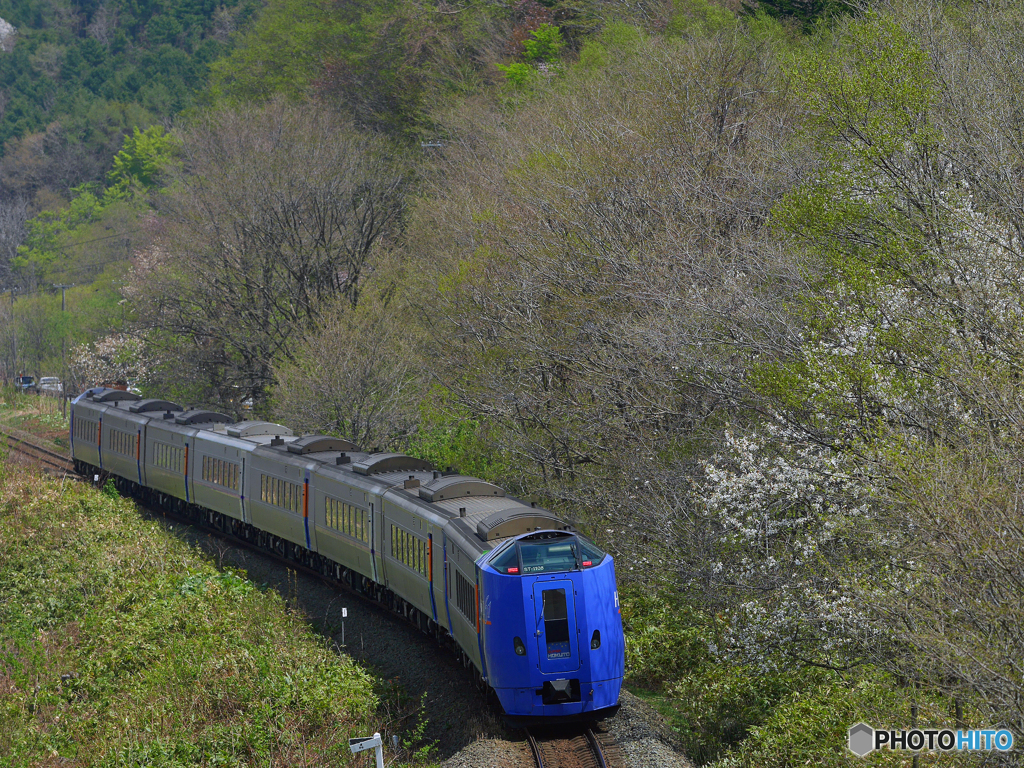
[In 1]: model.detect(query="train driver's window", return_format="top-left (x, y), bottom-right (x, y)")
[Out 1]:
top-left (490, 544), bottom-right (520, 574)
top-left (579, 538), bottom-right (606, 567)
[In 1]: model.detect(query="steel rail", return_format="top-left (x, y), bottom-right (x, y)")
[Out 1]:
top-left (526, 730), bottom-right (545, 768)
top-left (585, 728), bottom-right (609, 768)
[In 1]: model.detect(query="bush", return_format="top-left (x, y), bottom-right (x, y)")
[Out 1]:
top-left (622, 586), bottom-right (970, 767)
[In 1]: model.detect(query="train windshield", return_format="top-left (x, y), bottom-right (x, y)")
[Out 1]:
top-left (489, 542), bottom-right (520, 573)
top-left (489, 532), bottom-right (608, 574)
top-left (519, 537), bottom-right (578, 573)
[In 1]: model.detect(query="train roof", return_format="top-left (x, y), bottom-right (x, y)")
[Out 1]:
top-left (73, 390), bottom-right (577, 551)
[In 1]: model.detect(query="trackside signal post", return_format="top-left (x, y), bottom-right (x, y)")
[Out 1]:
top-left (349, 733), bottom-right (384, 768)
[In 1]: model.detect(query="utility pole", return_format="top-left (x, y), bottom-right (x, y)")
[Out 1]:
top-left (54, 284), bottom-right (73, 419)
top-left (9, 288), bottom-right (15, 382)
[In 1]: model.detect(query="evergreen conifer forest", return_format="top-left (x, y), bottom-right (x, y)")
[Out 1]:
top-left (2, 0), bottom-right (1022, 763)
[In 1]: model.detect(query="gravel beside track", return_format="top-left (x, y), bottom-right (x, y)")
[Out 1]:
top-left (4, 433), bottom-right (695, 767)
top-left (439, 692), bottom-right (692, 768)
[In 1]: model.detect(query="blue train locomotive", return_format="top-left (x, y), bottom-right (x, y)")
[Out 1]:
top-left (69, 387), bottom-right (624, 722)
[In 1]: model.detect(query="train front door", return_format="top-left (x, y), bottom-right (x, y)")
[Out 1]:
top-left (532, 580), bottom-right (580, 674)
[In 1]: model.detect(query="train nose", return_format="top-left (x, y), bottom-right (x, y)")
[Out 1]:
top-left (479, 532), bottom-right (624, 721)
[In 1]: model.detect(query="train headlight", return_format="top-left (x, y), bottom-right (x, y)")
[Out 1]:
top-left (591, 630), bottom-right (601, 650)
top-left (513, 636), bottom-right (526, 655)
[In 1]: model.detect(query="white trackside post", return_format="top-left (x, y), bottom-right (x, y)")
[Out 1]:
top-left (349, 732), bottom-right (384, 768)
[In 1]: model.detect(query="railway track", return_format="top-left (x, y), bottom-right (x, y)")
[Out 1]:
top-left (0, 424), bottom-right (74, 474)
top-left (526, 726), bottom-right (625, 768)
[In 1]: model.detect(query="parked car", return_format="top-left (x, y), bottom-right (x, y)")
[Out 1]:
top-left (38, 377), bottom-right (64, 397)
top-left (15, 375), bottom-right (39, 394)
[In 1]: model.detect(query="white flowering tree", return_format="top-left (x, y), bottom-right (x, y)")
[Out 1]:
top-left (698, 426), bottom-right (898, 673)
top-left (70, 333), bottom-right (150, 390)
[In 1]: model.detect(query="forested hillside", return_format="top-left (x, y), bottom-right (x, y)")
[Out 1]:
top-left (4, 0), bottom-right (1024, 763)
top-left (0, 0), bottom-right (257, 208)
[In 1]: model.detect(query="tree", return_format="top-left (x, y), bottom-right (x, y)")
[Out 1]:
top-left (0, 197), bottom-right (27, 288)
top-left (742, 0), bottom-right (851, 30)
top-left (415, 26), bottom-right (805, 509)
top-left (756, 3), bottom-right (1024, 733)
top-left (103, 125), bottom-right (176, 202)
top-left (127, 100), bottom-right (406, 409)
top-left (273, 277), bottom-right (426, 449)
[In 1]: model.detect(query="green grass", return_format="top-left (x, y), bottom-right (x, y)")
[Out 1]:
top-left (0, 459), bottom-right (378, 766)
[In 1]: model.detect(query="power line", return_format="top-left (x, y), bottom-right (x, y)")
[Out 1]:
top-left (52, 228), bottom-right (144, 249)
top-left (2, 251), bottom-right (137, 296)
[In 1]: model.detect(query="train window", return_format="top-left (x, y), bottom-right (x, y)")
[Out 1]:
top-left (203, 457), bottom-right (240, 491)
top-left (490, 545), bottom-right (520, 574)
top-left (325, 497), bottom-right (367, 543)
top-left (390, 525), bottom-right (427, 577)
top-left (519, 536), bottom-right (579, 574)
top-left (262, 474), bottom-right (300, 511)
top-left (154, 442), bottom-right (183, 472)
top-left (542, 589), bottom-right (571, 659)
top-left (578, 538), bottom-right (606, 567)
top-left (109, 428), bottom-right (136, 456)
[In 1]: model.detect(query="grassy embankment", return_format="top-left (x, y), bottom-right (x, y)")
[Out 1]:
top-left (0, 451), bottom-right (380, 766)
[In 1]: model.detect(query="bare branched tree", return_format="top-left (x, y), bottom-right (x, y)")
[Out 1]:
top-left (128, 100), bottom-right (406, 408)
top-left (274, 281), bottom-right (426, 449)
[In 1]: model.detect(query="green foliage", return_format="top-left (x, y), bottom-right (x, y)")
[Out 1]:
top-left (0, 463), bottom-right (377, 764)
top-left (496, 61), bottom-right (538, 88)
top-left (206, 0), bottom-right (351, 103)
top-left (13, 186), bottom-right (105, 280)
top-left (399, 693), bottom-right (438, 761)
top-left (760, 13), bottom-right (942, 430)
top-left (708, 675), bottom-right (974, 768)
top-left (620, 587), bottom-right (719, 687)
top-left (496, 23), bottom-right (564, 90)
top-left (622, 586), bottom-right (966, 768)
top-left (208, 0), bottom-right (511, 133)
top-left (0, 0), bottom-right (258, 208)
top-left (796, 13), bottom-right (938, 166)
top-left (523, 23), bottom-right (564, 62)
top-left (666, 0), bottom-right (736, 36)
top-left (741, 0), bottom-right (852, 31)
top-left (404, 387), bottom-right (510, 482)
top-left (104, 125), bottom-right (177, 202)
top-left (577, 22), bottom-right (644, 70)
